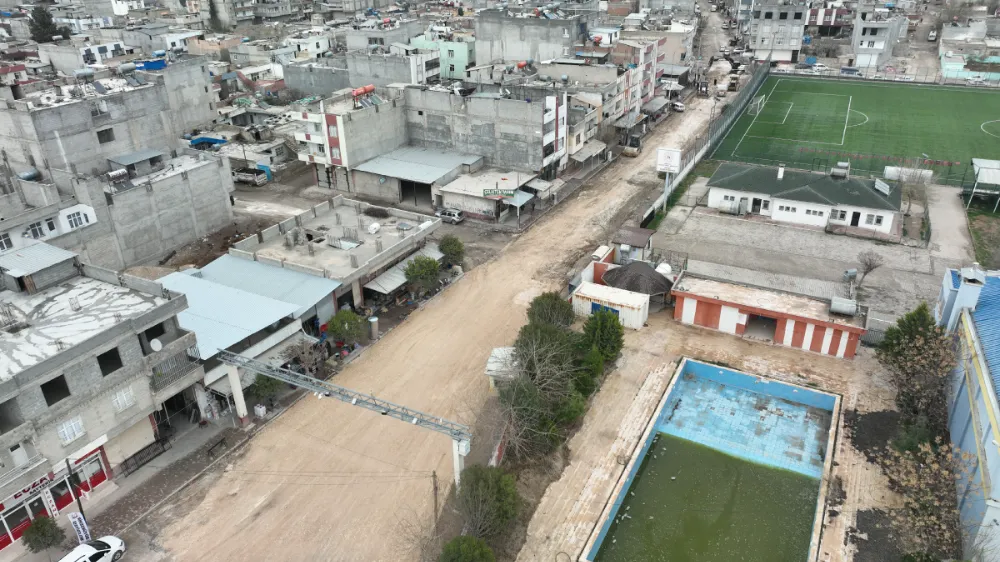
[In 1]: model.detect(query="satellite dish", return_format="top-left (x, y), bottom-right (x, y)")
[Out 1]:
top-left (150, 338), bottom-right (163, 352)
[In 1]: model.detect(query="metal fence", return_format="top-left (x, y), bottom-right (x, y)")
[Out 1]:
top-left (116, 438), bottom-right (172, 478)
top-left (860, 312), bottom-right (898, 348)
top-left (775, 67), bottom-right (1000, 89)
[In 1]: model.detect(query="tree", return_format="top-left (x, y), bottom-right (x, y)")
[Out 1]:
top-left (526, 292), bottom-right (575, 328)
top-left (246, 373), bottom-right (283, 403)
top-left (439, 536), bottom-right (494, 562)
top-left (405, 256), bottom-right (440, 293)
top-left (573, 345), bottom-right (605, 397)
top-left (456, 465), bottom-right (519, 539)
top-left (281, 339), bottom-right (330, 379)
top-left (882, 439), bottom-right (970, 559)
top-left (21, 516), bottom-right (65, 559)
top-left (877, 303), bottom-right (956, 428)
top-left (327, 309), bottom-right (365, 344)
top-left (28, 7), bottom-right (68, 44)
top-left (584, 310), bottom-right (624, 362)
top-left (856, 250), bottom-right (885, 287)
top-left (439, 235), bottom-right (465, 267)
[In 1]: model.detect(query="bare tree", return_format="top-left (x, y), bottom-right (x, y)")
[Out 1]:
top-left (393, 505), bottom-right (442, 562)
top-left (281, 340), bottom-right (331, 380)
top-left (856, 250), bottom-right (885, 287)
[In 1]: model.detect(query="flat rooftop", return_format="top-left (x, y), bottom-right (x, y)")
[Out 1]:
top-left (106, 154), bottom-right (217, 193)
top-left (233, 199), bottom-right (439, 282)
top-left (23, 76), bottom-right (152, 109)
top-left (0, 276), bottom-right (167, 381)
top-left (439, 170), bottom-right (536, 197)
top-left (672, 275), bottom-right (865, 329)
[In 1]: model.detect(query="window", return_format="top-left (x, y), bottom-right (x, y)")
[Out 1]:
top-left (764, 11), bottom-right (773, 18)
top-left (204, 86), bottom-right (208, 93)
top-left (723, 195), bottom-right (736, 202)
top-left (45, 218), bottom-right (55, 232)
top-left (41, 375), bottom-right (71, 407)
top-left (27, 222), bottom-right (44, 239)
top-left (449, 64), bottom-right (455, 72)
top-left (0, 233), bottom-right (10, 251)
top-left (779, 11), bottom-right (788, 19)
top-left (97, 348), bottom-right (123, 376)
top-left (817, 211), bottom-right (823, 217)
top-left (328, 125), bottom-right (338, 137)
top-left (869, 28), bottom-right (879, 36)
top-left (775, 38), bottom-right (784, 45)
top-left (874, 215), bottom-right (884, 226)
top-left (794, 11), bottom-right (803, 19)
top-left (57, 416), bottom-right (85, 445)
top-left (865, 214), bottom-right (875, 225)
top-left (762, 200), bottom-right (770, 210)
top-left (96, 128), bottom-right (115, 144)
top-left (67, 212), bottom-right (85, 229)
top-left (447, 49), bottom-right (455, 58)
top-left (836, 210), bottom-right (847, 220)
top-left (752, 10), bottom-right (760, 17)
top-left (868, 41), bottom-right (875, 48)
top-left (330, 148), bottom-right (341, 160)
top-left (112, 386), bottom-right (135, 412)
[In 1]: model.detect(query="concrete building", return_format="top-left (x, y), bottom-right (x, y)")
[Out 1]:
top-left (611, 38), bottom-right (664, 103)
top-left (939, 19), bottom-right (1000, 82)
top-left (435, 170), bottom-right (536, 224)
top-left (0, 57), bottom-right (217, 187)
top-left (474, 9), bottom-right (598, 64)
top-left (0, 243), bottom-right (203, 553)
top-left (346, 45), bottom-right (441, 86)
top-left (344, 18), bottom-right (425, 51)
top-left (188, 34), bottom-right (244, 60)
top-left (937, 264), bottom-right (1000, 559)
top-left (623, 26), bottom-right (695, 67)
top-left (672, 267), bottom-right (866, 359)
top-left (80, 0), bottom-right (146, 17)
top-left (748, 0), bottom-right (809, 62)
top-left (228, 196), bottom-right (440, 309)
top-left (351, 146), bottom-right (483, 209)
top-left (408, 30), bottom-right (475, 80)
top-left (94, 25), bottom-right (205, 54)
top-left (36, 40), bottom-right (134, 75)
top-left (706, 163), bottom-right (901, 236)
top-left (0, 64), bottom-right (28, 87)
top-left (851, 3), bottom-right (907, 69)
top-left (283, 60), bottom-right (351, 96)
top-left (284, 30), bottom-right (334, 59)
top-left (230, 40), bottom-right (297, 66)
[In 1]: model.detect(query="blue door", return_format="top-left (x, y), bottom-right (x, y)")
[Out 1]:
top-left (591, 302), bottom-right (620, 316)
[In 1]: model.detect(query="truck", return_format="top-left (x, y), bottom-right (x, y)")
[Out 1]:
top-left (232, 167), bottom-right (268, 186)
top-left (621, 134), bottom-right (642, 157)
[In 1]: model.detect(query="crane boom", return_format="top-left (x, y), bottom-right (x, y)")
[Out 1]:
top-left (217, 350), bottom-right (472, 442)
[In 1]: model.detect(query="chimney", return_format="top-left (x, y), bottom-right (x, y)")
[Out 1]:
top-left (942, 263), bottom-right (987, 333)
top-left (350, 253), bottom-right (358, 268)
top-left (777, 164), bottom-right (785, 180)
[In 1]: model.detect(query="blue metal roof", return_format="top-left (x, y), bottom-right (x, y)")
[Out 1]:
top-left (951, 269), bottom-right (961, 289)
top-left (198, 255), bottom-right (340, 319)
top-left (972, 274), bottom-right (1000, 396)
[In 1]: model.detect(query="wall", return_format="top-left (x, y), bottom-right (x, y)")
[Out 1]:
top-left (402, 87), bottom-right (543, 172)
top-left (826, 203), bottom-right (895, 235)
top-left (338, 98), bottom-right (407, 169)
top-left (474, 12), bottom-right (594, 64)
top-left (344, 20), bottom-right (425, 51)
top-left (346, 51), bottom-right (419, 86)
top-left (283, 62), bottom-right (351, 96)
top-left (349, 170), bottom-right (401, 202)
top-left (770, 198), bottom-right (831, 227)
top-left (706, 187), bottom-right (773, 215)
top-left (103, 415), bottom-right (155, 466)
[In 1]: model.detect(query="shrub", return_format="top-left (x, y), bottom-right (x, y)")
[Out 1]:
top-left (553, 390), bottom-right (587, 425)
top-left (457, 465), bottom-right (520, 539)
top-left (439, 234), bottom-right (465, 266)
top-left (901, 553), bottom-right (940, 562)
top-left (439, 536), bottom-right (495, 562)
top-left (327, 309), bottom-right (365, 344)
top-left (405, 255), bottom-right (441, 293)
top-left (363, 206), bottom-right (391, 218)
top-left (584, 310), bottom-right (624, 361)
top-left (892, 415), bottom-right (936, 453)
top-left (21, 516), bottom-right (65, 555)
top-left (246, 374), bottom-right (284, 402)
top-left (573, 345), bottom-right (605, 396)
top-left (526, 292), bottom-right (575, 328)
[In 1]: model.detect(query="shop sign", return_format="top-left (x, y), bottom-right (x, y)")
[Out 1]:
top-left (68, 512), bottom-right (91, 544)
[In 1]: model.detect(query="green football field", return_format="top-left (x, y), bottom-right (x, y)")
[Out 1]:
top-left (713, 76), bottom-right (1000, 174)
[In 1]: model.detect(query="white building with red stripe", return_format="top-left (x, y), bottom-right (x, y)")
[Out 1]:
top-left (671, 270), bottom-right (866, 359)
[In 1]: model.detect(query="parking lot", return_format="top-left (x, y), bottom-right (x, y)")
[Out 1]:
top-left (652, 182), bottom-right (971, 317)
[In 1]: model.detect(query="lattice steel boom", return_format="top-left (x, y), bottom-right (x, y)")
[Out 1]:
top-left (217, 350), bottom-right (472, 442)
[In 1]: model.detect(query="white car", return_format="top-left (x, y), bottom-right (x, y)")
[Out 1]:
top-left (968, 75), bottom-right (987, 86)
top-left (59, 537), bottom-right (126, 562)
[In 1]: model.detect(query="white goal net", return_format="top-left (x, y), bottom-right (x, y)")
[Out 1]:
top-left (747, 95), bottom-right (766, 116)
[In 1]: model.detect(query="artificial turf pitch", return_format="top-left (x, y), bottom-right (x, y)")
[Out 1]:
top-left (713, 76), bottom-right (1000, 172)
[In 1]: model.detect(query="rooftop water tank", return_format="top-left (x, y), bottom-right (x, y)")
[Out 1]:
top-left (830, 296), bottom-right (858, 316)
top-left (153, 49), bottom-right (167, 57)
top-left (73, 68), bottom-right (94, 80)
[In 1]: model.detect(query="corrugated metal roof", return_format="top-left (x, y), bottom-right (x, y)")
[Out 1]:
top-left (972, 274), bottom-right (1000, 400)
top-left (354, 147), bottom-right (482, 185)
top-left (573, 281), bottom-right (649, 309)
top-left (197, 255), bottom-right (341, 319)
top-left (364, 243), bottom-right (443, 294)
top-left (973, 159), bottom-right (1000, 187)
top-left (108, 148), bottom-right (165, 167)
top-left (160, 272), bottom-right (298, 360)
top-left (0, 241), bottom-right (76, 277)
top-left (570, 140), bottom-right (607, 163)
top-left (613, 226), bottom-right (655, 247)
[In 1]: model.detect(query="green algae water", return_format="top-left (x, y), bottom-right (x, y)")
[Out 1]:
top-left (595, 433), bottom-right (820, 562)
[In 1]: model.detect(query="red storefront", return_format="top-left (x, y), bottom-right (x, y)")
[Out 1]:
top-left (0, 447), bottom-right (108, 551)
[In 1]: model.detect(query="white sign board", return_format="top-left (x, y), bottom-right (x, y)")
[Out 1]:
top-left (657, 148), bottom-right (682, 174)
top-left (68, 512), bottom-right (91, 544)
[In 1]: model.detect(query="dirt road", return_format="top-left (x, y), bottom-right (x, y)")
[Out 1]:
top-left (122, 90), bottom-right (722, 561)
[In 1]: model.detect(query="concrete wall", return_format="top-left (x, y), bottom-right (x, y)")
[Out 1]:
top-left (409, 36), bottom-right (475, 80)
top-left (283, 62), bottom-right (351, 96)
top-left (344, 20), bottom-right (425, 51)
top-left (349, 169), bottom-right (400, 202)
top-left (402, 87), bottom-right (543, 172)
top-left (339, 98), bottom-right (406, 169)
top-left (346, 51), bottom-right (419, 86)
top-left (474, 12), bottom-right (595, 64)
top-left (104, 416), bottom-right (155, 466)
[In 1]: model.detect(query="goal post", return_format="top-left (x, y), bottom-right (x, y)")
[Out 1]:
top-left (747, 95), bottom-right (766, 116)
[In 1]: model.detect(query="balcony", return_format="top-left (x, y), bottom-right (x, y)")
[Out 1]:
top-left (0, 454), bottom-right (47, 495)
top-left (294, 131), bottom-right (326, 144)
top-left (151, 353), bottom-right (204, 395)
top-left (297, 151), bottom-right (331, 166)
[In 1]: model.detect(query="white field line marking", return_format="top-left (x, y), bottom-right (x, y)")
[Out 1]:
top-left (745, 135), bottom-right (846, 146)
top-left (982, 120), bottom-right (1000, 138)
top-left (841, 96), bottom-right (853, 145)
top-left (731, 79), bottom-right (780, 158)
top-left (771, 90), bottom-right (850, 97)
top-left (756, 102), bottom-right (794, 125)
top-left (846, 110), bottom-right (870, 128)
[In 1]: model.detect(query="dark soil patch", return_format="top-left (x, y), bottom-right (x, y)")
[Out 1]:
top-left (165, 216), bottom-right (275, 268)
top-left (848, 509), bottom-right (905, 562)
top-left (843, 410), bottom-right (900, 464)
top-left (967, 207), bottom-right (1000, 269)
top-left (827, 475), bottom-right (846, 507)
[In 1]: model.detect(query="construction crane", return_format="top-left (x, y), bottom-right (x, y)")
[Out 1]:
top-left (217, 350), bottom-right (472, 487)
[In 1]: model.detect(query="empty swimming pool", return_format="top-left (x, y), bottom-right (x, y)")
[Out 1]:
top-left (585, 359), bottom-right (839, 562)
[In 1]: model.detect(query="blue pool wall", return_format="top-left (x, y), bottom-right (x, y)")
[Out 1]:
top-left (584, 358), bottom-right (838, 561)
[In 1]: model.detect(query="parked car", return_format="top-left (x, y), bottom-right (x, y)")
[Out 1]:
top-left (59, 537), bottom-right (126, 562)
top-left (710, 4), bottom-right (717, 11)
top-left (967, 75), bottom-right (987, 86)
top-left (435, 208), bottom-right (465, 224)
top-left (927, 29), bottom-right (937, 41)
top-left (671, 101), bottom-right (686, 112)
top-left (812, 63), bottom-right (830, 72)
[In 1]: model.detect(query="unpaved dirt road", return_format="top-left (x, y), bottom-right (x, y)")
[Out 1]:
top-left (121, 90), bottom-right (723, 562)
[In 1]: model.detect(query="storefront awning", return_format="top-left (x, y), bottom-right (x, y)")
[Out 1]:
top-left (570, 140), bottom-right (608, 163)
top-left (641, 98), bottom-right (669, 114)
top-left (504, 189), bottom-right (534, 208)
top-left (614, 113), bottom-right (647, 129)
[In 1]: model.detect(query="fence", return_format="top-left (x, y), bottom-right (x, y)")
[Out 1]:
top-left (116, 438), bottom-right (172, 478)
top-left (860, 312), bottom-right (898, 348)
top-left (775, 67), bottom-right (1000, 89)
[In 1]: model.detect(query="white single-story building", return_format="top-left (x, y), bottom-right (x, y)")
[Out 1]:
top-left (706, 163), bottom-right (901, 235)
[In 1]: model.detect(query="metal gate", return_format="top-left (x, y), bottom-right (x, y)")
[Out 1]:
top-left (116, 438), bottom-right (172, 478)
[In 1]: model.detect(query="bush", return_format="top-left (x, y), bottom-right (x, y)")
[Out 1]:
top-left (553, 390), bottom-right (587, 425)
top-left (526, 292), bottom-right (575, 328)
top-left (457, 465), bottom-right (520, 539)
top-left (584, 310), bottom-right (624, 361)
top-left (573, 345), bottom-right (605, 396)
top-left (514, 322), bottom-right (577, 380)
top-left (901, 552), bottom-right (941, 562)
top-left (327, 309), bottom-right (365, 344)
top-left (363, 206), bottom-right (391, 218)
top-left (21, 516), bottom-right (65, 554)
top-left (892, 415), bottom-right (936, 453)
top-left (439, 234), bottom-right (465, 266)
top-left (439, 536), bottom-right (495, 562)
top-left (246, 373), bottom-right (284, 402)
top-left (405, 255), bottom-right (440, 293)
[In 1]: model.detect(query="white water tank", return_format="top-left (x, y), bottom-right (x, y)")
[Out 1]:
top-left (367, 222), bottom-right (381, 234)
top-left (830, 296), bottom-right (858, 316)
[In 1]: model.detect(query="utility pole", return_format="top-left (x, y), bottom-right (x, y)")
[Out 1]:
top-left (432, 470), bottom-right (439, 535)
top-left (66, 458), bottom-right (86, 522)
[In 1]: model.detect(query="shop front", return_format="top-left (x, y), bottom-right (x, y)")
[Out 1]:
top-left (0, 448), bottom-right (108, 552)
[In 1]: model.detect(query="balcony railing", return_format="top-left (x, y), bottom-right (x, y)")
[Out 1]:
top-left (0, 455), bottom-right (45, 490)
top-left (151, 355), bottom-right (202, 392)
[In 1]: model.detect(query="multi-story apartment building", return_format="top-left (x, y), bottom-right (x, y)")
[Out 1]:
top-left (230, 40), bottom-right (297, 66)
top-left (851, 3), bottom-right (906, 69)
top-left (0, 244), bottom-right (201, 553)
top-left (748, 0), bottom-right (810, 62)
top-left (408, 29), bottom-right (476, 80)
top-left (612, 38), bottom-right (665, 104)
